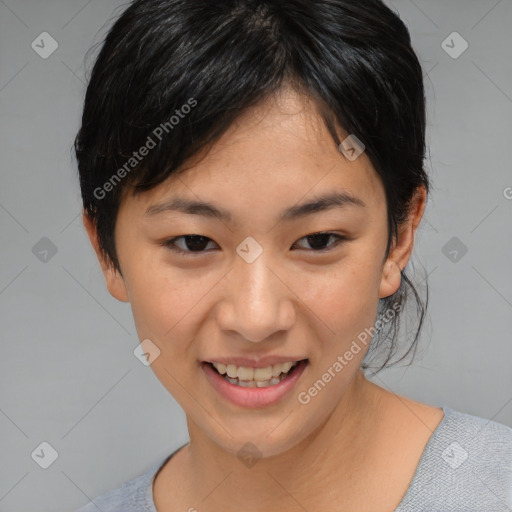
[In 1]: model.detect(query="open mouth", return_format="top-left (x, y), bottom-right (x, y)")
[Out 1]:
top-left (205, 359), bottom-right (308, 388)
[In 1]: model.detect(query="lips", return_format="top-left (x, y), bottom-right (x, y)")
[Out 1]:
top-left (201, 358), bottom-right (309, 408)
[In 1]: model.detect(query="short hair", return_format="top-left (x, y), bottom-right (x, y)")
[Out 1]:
top-left (74, 0), bottom-right (430, 374)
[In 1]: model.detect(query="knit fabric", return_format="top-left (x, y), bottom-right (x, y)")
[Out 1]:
top-left (76, 406), bottom-right (512, 511)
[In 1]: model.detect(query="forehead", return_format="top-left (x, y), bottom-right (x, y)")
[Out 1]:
top-left (120, 87), bottom-right (385, 218)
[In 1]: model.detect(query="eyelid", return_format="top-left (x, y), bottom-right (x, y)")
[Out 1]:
top-left (291, 232), bottom-right (347, 252)
top-left (163, 235), bottom-right (218, 256)
top-left (163, 231), bottom-right (347, 256)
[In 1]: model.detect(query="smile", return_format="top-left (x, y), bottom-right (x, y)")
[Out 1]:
top-left (201, 359), bottom-right (309, 408)
top-left (209, 361), bottom-right (300, 387)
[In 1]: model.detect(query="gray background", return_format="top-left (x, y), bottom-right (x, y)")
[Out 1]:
top-left (0, 0), bottom-right (511, 510)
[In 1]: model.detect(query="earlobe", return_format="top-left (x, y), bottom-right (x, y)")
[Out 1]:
top-left (379, 260), bottom-right (402, 299)
top-left (82, 211), bottom-right (130, 303)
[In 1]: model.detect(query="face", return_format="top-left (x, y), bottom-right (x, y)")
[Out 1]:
top-left (85, 87), bottom-right (422, 459)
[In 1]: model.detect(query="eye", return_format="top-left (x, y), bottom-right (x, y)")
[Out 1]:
top-left (163, 231), bottom-right (346, 256)
top-left (292, 232), bottom-right (346, 252)
top-left (163, 235), bottom-right (218, 255)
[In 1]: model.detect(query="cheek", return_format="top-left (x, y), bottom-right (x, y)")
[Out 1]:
top-left (126, 265), bottom-right (204, 351)
top-left (126, 271), bottom-right (205, 401)
top-left (296, 256), bottom-right (382, 329)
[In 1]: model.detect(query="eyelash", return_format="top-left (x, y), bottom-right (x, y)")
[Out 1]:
top-left (162, 232), bottom-right (347, 256)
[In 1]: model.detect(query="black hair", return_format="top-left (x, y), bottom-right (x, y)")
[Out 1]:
top-left (74, 0), bottom-right (430, 374)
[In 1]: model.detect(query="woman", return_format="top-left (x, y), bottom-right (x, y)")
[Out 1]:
top-left (75, 0), bottom-right (512, 510)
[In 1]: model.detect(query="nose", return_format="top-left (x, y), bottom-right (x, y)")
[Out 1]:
top-left (216, 252), bottom-right (296, 343)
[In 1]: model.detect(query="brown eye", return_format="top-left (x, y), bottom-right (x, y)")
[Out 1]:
top-left (292, 232), bottom-right (345, 252)
top-left (164, 235), bottom-right (218, 254)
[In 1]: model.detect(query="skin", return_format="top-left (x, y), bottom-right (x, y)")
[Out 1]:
top-left (84, 86), bottom-right (444, 512)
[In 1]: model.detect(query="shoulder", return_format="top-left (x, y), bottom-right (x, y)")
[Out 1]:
top-left (435, 407), bottom-right (512, 472)
top-left (396, 406), bottom-right (512, 511)
top-left (74, 456), bottom-right (167, 512)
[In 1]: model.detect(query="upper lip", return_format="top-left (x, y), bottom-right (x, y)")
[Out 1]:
top-left (203, 356), bottom-right (308, 368)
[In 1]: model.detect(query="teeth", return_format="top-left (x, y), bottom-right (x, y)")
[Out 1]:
top-left (214, 362), bottom-right (227, 375)
top-left (237, 366), bottom-right (254, 380)
top-left (212, 361), bottom-right (299, 381)
top-left (254, 366), bottom-right (273, 381)
top-left (278, 361), bottom-right (294, 375)
top-left (225, 373), bottom-right (288, 388)
top-left (238, 380), bottom-right (257, 388)
top-left (226, 364), bottom-right (238, 378)
top-left (210, 361), bottom-right (302, 388)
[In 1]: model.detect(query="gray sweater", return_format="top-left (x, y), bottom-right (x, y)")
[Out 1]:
top-left (76, 406), bottom-right (512, 511)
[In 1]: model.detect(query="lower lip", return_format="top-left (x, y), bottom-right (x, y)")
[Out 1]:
top-left (201, 360), bottom-right (308, 409)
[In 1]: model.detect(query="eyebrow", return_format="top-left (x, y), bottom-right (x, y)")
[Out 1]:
top-left (144, 191), bottom-right (366, 223)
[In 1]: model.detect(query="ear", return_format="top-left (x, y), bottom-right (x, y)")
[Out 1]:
top-left (82, 211), bottom-right (129, 303)
top-left (379, 186), bottom-right (427, 299)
